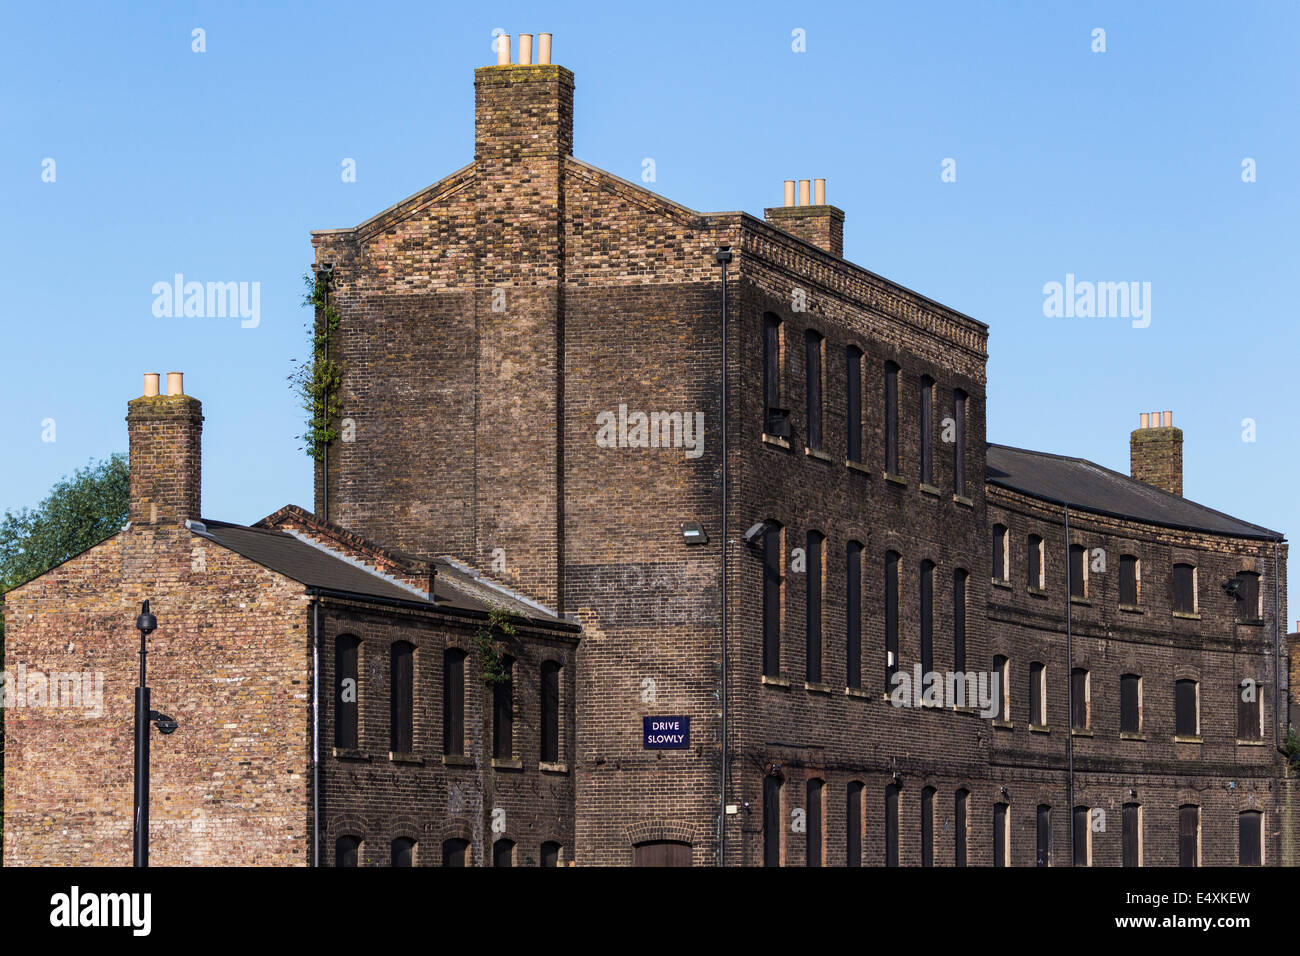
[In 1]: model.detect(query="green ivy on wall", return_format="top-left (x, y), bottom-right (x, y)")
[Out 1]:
top-left (291, 272), bottom-right (343, 461)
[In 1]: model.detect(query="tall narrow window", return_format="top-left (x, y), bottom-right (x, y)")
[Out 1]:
top-left (763, 313), bottom-right (782, 434)
top-left (1172, 563), bottom-right (1196, 614)
top-left (1071, 667), bottom-right (1089, 730)
top-left (805, 330), bottom-right (823, 451)
top-left (443, 648), bottom-right (466, 756)
top-left (993, 655), bottom-right (1009, 721)
top-left (1036, 805), bottom-right (1052, 867)
top-left (846, 782), bottom-right (863, 867)
top-left (1239, 811), bottom-right (1262, 866)
top-left (1029, 661), bottom-right (1046, 727)
top-left (493, 839), bottom-right (515, 868)
top-left (806, 778), bottom-right (824, 867)
top-left (763, 522), bottom-right (782, 677)
top-left (1120, 555), bottom-right (1139, 606)
top-left (390, 641), bottom-right (414, 753)
top-left (1122, 804), bottom-right (1141, 867)
top-left (1175, 679), bottom-right (1199, 737)
top-left (952, 389), bottom-right (967, 497)
top-left (1027, 534), bottom-right (1043, 589)
top-left (1069, 544), bottom-right (1086, 599)
top-left (921, 786), bottom-right (935, 866)
top-left (493, 656), bottom-right (514, 758)
top-left (334, 634), bottom-right (360, 750)
top-left (1236, 571), bottom-right (1261, 621)
top-left (806, 530), bottom-right (824, 684)
top-left (846, 346), bottom-right (863, 463)
top-left (954, 789), bottom-right (969, 867)
top-left (885, 551), bottom-right (900, 690)
top-left (953, 568), bottom-right (968, 673)
top-left (993, 802), bottom-right (1009, 867)
top-left (1237, 678), bottom-right (1261, 740)
top-left (336, 835), bottom-right (360, 867)
top-left (541, 660), bottom-right (561, 762)
top-left (919, 375), bottom-right (934, 485)
top-left (763, 775), bottom-right (782, 867)
top-left (541, 842), bottom-right (562, 867)
top-left (885, 783), bottom-right (899, 866)
top-left (991, 524), bottom-right (1008, 581)
top-left (919, 559), bottom-right (934, 679)
top-left (1179, 805), bottom-right (1200, 867)
top-left (846, 541), bottom-right (863, 689)
top-left (391, 837), bottom-right (415, 868)
top-left (1073, 807), bottom-right (1092, 866)
top-left (1120, 673), bottom-right (1141, 733)
top-left (442, 838), bottom-right (468, 867)
top-left (884, 361), bottom-right (900, 474)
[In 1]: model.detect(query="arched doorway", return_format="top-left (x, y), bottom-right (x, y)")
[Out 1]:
top-left (633, 840), bottom-right (693, 867)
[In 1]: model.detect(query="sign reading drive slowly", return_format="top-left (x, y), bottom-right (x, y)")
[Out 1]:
top-left (643, 716), bottom-right (690, 749)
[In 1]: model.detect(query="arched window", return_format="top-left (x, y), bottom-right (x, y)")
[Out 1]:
top-left (919, 375), bottom-right (934, 485)
top-left (1175, 679), bottom-right (1199, 737)
top-left (390, 641), bottom-right (414, 753)
top-left (442, 838), bottom-right (468, 867)
top-left (846, 346), bottom-right (863, 463)
top-left (1122, 803), bottom-right (1141, 866)
top-left (762, 313), bottom-right (785, 435)
top-left (1119, 554), bottom-right (1140, 606)
top-left (805, 330), bottom-right (823, 451)
top-left (846, 781), bottom-right (864, 867)
top-left (952, 389), bottom-right (967, 496)
top-left (1071, 667), bottom-right (1090, 730)
top-left (1237, 677), bottom-right (1261, 740)
top-left (1069, 544), bottom-right (1086, 598)
top-left (763, 774), bottom-right (782, 867)
top-left (805, 778), bottom-right (824, 867)
top-left (1029, 661), bottom-right (1046, 727)
top-left (1236, 570), bottom-right (1261, 621)
top-left (919, 559), bottom-right (934, 679)
top-left (1172, 563), bottom-right (1197, 614)
top-left (953, 568), bottom-right (968, 672)
top-left (1036, 805), bottom-right (1051, 867)
top-left (763, 521), bottom-right (783, 677)
top-left (541, 660), bottom-right (561, 762)
top-left (884, 361), bottom-right (900, 474)
top-left (540, 841), bottom-right (562, 867)
top-left (806, 530), bottom-right (824, 683)
top-left (1072, 806), bottom-right (1092, 866)
top-left (884, 782), bottom-right (900, 866)
top-left (954, 789), bottom-right (969, 866)
top-left (336, 834), bottom-right (360, 867)
top-left (1120, 673), bottom-right (1142, 733)
top-left (885, 551), bottom-right (900, 690)
top-left (991, 524), bottom-right (1008, 581)
top-left (993, 802), bottom-right (1009, 867)
top-left (334, 635), bottom-right (360, 750)
top-left (391, 837), bottom-right (415, 867)
top-left (920, 786), bottom-right (936, 866)
top-left (443, 648), bottom-right (466, 756)
top-left (1239, 811), bottom-right (1262, 866)
top-left (493, 839), bottom-right (515, 868)
top-left (846, 541), bottom-right (863, 689)
top-left (493, 656), bottom-right (515, 758)
top-left (1178, 805), bottom-right (1200, 867)
top-left (993, 655), bottom-right (1009, 721)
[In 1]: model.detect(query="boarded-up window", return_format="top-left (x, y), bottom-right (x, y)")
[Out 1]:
top-left (336, 835), bottom-right (360, 867)
top-left (1175, 679), bottom-right (1198, 737)
top-left (1027, 535), bottom-right (1042, 588)
top-left (1030, 661), bottom-right (1045, 726)
top-left (1072, 807), bottom-right (1090, 866)
top-left (1120, 674), bottom-right (1141, 733)
top-left (1179, 805), bottom-right (1199, 867)
top-left (1069, 544), bottom-right (1086, 598)
top-left (334, 635), bottom-right (360, 750)
top-left (806, 778), bottom-right (823, 867)
top-left (919, 375), bottom-right (934, 485)
top-left (993, 656), bottom-right (1009, 721)
top-left (953, 569), bottom-right (968, 672)
top-left (806, 531), bottom-right (823, 684)
top-left (391, 837), bottom-right (414, 868)
top-left (1071, 667), bottom-right (1088, 730)
top-left (884, 361), bottom-right (900, 474)
top-left (1237, 678), bottom-right (1260, 740)
top-left (846, 782), bottom-right (863, 867)
top-left (541, 660), bottom-right (561, 762)
top-left (1239, 811), bottom-right (1262, 866)
top-left (1172, 563), bottom-right (1196, 614)
top-left (805, 330), bottom-right (823, 451)
top-left (763, 523), bottom-right (782, 677)
top-left (493, 839), bottom-right (514, 868)
top-left (493, 656), bottom-right (514, 758)
top-left (541, 841), bottom-right (562, 867)
top-left (993, 802), bottom-right (1008, 867)
top-left (763, 775), bottom-right (781, 867)
top-left (390, 641), bottom-right (414, 753)
top-left (954, 789), bottom-right (969, 867)
top-left (443, 648), bottom-right (466, 756)
top-left (846, 346), bottom-right (862, 462)
top-left (953, 390), bottom-right (967, 496)
top-left (921, 786), bottom-right (935, 867)
top-left (1237, 571), bottom-right (1260, 620)
top-left (1120, 555), bottom-right (1139, 606)
top-left (991, 524), bottom-right (1007, 580)
top-left (846, 541), bottom-right (863, 689)
top-left (885, 551), bottom-right (900, 690)
top-left (441, 838), bottom-right (468, 867)
top-left (1036, 805), bottom-right (1051, 867)
top-left (1122, 804), bottom-right (1140, 867)
top-left (920, 559), bottom-right (934, 678)
top-left (885, 783), bottom-right (899, 866)
top-left (763, 313), bottom-right (781, 430)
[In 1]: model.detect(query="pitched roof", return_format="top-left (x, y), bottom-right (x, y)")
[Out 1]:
top-left (985, 444), bottom-right (1283, 542)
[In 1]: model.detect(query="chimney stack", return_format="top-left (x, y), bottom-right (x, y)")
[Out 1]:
top-left (765, 177), bottom-right (845, 257)
top-left (126, 372), bottom-right (203, 526)
top-left (1130, 409), bottom-right (1183, 497)
top-left (476, 31), bottom-right (572, 161)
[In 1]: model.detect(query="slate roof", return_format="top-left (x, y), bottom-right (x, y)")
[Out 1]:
top-left (986, 444), bottom-right (1282, 541)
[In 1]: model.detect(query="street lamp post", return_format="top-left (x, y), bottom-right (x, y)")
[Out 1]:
top-left (133, 600), bottom-right (178, 867)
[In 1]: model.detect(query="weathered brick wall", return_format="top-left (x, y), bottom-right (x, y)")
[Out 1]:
top-left (3, 526), bottom-right (310, 865)
top-left (126, 394), bottom-right (202, 525)
top-left (1130, 425), bottom-right (1183, 497)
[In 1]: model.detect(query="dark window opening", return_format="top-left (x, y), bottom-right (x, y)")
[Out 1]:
top-left (1036, 805), bottom-right (1051, 867)
top-left (390, 641), bottom-right (414, 753)
top-left (953, 389), bottom-right (967, 496)
top-left (1239, 811), bottom-right (1262, 866)
top-left (921, 786), bottom-right (935, 867)
top-left (442, 838), bottom-right (468, 867)
top-left (1073, 806), bottom-right (1090, 866)
top-left (1069, 544), bottom-right (1086, 598)
top-left (805, 330), bottom-right (823, 451)
top-left (920, 559), bottom-right (934, 678)
top-left (885, 551), bottom-right (900, 691)
top-left (806, 531), bottom-right (823, 683)
top-left (492, 656), bottom-right (514, 758)
top-left (846, 782), bottom-right (863, 867)
top-left (1120, 673), bottom-right (1140, 733)
top-left (885, 783), bottom-right (899, 866)
top-left (884, 361), bottom-right (900, 474)
top-left (1175, 679), bottom-right (1198, 737)
top-left (443, 648), bottom-right (466, 756)
top-left (334, 635), bottom-right (360, 750)
top-left (493, 839), bottom-right (515, 868)
top-left (391, 837), bottom-right (415, 868)
top-left (1071, 667), bottom-right (1088, 730)
top-left (954, 789), bottom-right (969, 867)
top-left (846, 541), bottom-right (863, 689)
top-left (541, 841), bottom-right (562, 867)
top-left (763, 523), bottom-right (782, 677)
top-left (1178, 805), bottom-right (1199, 867)
top-left (763, 775), bottom-right (782, 867)
top-left (1120, 554), bottom-right (1139, 606)
top-left (919, 375), bottom-right (934, 485)
top-left (541, 660), bottom-right (561, 762)
top-left (336, 835), bottom-right (360, 867)
top-left (993, 802), bottom-right (1008, 867)
top-left (846, 346), bottom-right (862, 463)
top-left (806, 778), bottom-right (824, 867)
top-left (1172, 563), bottom-right (1196, 614)
top-left (953, 568), bottom-right (968, 673)
top-left (1122, 804), bottom-right (1140, 867)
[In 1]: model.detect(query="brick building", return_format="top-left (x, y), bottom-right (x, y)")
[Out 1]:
top-left (4, 35), bottom-right (1293, 866)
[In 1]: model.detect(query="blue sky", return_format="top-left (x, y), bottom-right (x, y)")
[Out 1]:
top-left (3, 1), bottom-right (1297, 608)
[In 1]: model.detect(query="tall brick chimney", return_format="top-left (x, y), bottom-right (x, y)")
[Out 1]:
top-left (126, 372), bottom-right (203, 526)
top-left (474, 34), bottom-right (573, 164)
top-left (764, 178), bottom-right (845, 257)
top-left (1130, 410), bottom-right (1183, 497)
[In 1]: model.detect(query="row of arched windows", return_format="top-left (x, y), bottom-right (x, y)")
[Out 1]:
top-left (334, 835), bottom-right (564, 866)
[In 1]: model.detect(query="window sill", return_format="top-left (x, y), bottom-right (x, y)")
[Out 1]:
top-left (332, 747), bottom-right (370, 761)
top-left (1172, 611), bottom-right (1201, 620)
top-left (804, 681), bottom-right (834, 695)
top-left (442, 754), bottom-right (475, 767)
top-left (1027, 587), bottom-right (1048, 599)
top-left (1238, 618), bottom-right (1265, 627)
top-left (805, 447), bottom-right (833, 462)
top-left (761, 434), bottom-right (791, 450)
top-left (1235, 739), bottom-right (1265, 747)
top-left (1172, 735), bottom-right (1203, 745)
top-left (991, 578), bottom-right (1012, 590)
top-left (1119, 732), bottom-right (1147, 741)
top-left (991, 719), bottom-right (1013, 730)
top-left (539, 760), bottom-right (570, 773)
top-left (953, 494), bottom-right (973, 507)
top-left (845, 686), bottom-right (871, 699)
top-left (883, 472), bottom-right (908, 487)
top-left (761, 675), bottom-right (792, 689)
top-left (952, 705), bottom-right (978, 714)
top-left (919, 483), bottom-right (942, 498)
top-left (845, 460), bottom-right (872, 475)
top-left (1070, 727), bottom-right (1093, 737)
top-left (1029, 724), bottom-right (1051, 735)
top-left (389, 751), bottom-right (424, 766)
top-left (1118, 603), bottom-right (1144, 614)
top-left (491, 758), bottom-right (524, 771)
top-left (1069, 596), bottom-right (1091, 606)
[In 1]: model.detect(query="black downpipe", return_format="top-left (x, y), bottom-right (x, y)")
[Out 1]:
top-left (716, 246), bottom-right (731, 866)
top-left (1064, 504), bottom-right (1074, 865)
top-left (312, 598), bottom-right (321, 867)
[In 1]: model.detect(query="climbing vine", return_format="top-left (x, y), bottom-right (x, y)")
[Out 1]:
top-left (476, 605), bottom-right (517, 686)
top-left (290, 272), bottom-right (343, 461)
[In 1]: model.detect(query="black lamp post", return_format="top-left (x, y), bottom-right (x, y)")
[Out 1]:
top-left (133, 600), bottom-right (178, 867)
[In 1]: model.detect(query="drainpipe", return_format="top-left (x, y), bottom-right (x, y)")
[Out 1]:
top-left (1064, 504), bottom-right (1074, 865)
top-left (716, 245), bottom-right (732, 866)
top-left (1274, 542), bottom-right (1283, 754)
top-left (312, 597), bottom-right (322, 867)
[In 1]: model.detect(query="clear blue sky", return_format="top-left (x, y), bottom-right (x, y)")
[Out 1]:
top-left (3, 1), bottom-right (1296, 612)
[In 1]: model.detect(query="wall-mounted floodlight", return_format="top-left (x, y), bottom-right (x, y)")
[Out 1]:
top-left (681, 522), bottom-right (709, 545)
top-left (743, 520), bottom-right (775, 546)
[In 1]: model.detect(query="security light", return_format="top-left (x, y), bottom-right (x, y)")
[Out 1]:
top-left (680, 522), bottom-right (708, 545)
top-left (136, 600), bottom-right (156, 636)
top-left (714, 246), bottom-right (732, 264)
top-left (150, 711), bottom-right (179, 735)
top-left (743, 520), bottom-right (774, 545)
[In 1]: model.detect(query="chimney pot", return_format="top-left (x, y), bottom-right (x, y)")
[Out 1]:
top-left (538, 33), bottom-right (552, 64)
top-left (497, 33), bottom-right (511, 65)
top-left (798, 179), bottom-right (810, 206)
top-left (144, 373), bottom-right (160, 397)
top-left (783, 180), bottom-right (795, 207)
top-left (1139, 412), bottom-right (1149, 429)
top-left (1162, 410), bottom-right (1172, 427)
top-left (167, 372), bottom-right (184, 396)
top-left (1131, 409), bottom-right (1183, 496)
top-left (813, 178), bottom-right (825, 205)
top-left (127, 377), bottom-right (203, 525)
top-left (519, 33), bottom-right (533, 65)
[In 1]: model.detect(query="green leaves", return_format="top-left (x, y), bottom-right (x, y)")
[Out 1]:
top-left (290, 273), bottom-right (343, 461)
